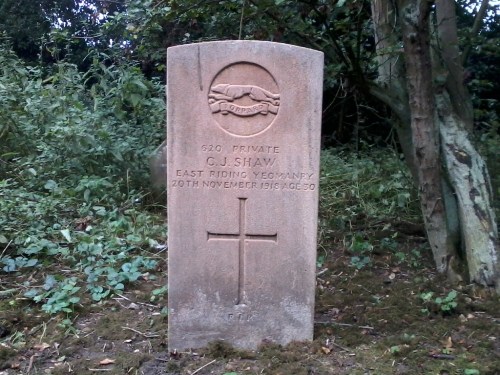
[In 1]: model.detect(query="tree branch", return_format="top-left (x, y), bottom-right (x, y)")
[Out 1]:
top-left (368, 83), bottom-right (409, 124)
top-left (435, 0), bottom-right (473, 130)
top-left (462, 0), bottom-right (489, 65)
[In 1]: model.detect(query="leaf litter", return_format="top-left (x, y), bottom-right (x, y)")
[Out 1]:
top-left (1, 226), bottom-right (499, 375)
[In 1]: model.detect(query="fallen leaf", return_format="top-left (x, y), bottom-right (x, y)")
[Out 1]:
top-left (329, 308), bottom-right (340, 316)
top-left (442, 336), bottom-right (453, 349)
top-left (170, 349), bottom-right (181, 359)
top-left (321, 346), bottom-right (331, 354)
top-left (33, 343), bottom-right (50, 351)
top-left (99, 358), bottom-right (115, 365)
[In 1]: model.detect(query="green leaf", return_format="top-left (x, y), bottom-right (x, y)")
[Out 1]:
top-left (152, 286), bottom-right (167, 296)
top-left (464, 370), bottom-right (480, 375)
top-left (44, 180), bottom-right (58, 191)
top-left (112, 150), bottom-right (124, 161)
top-left (24, 289), bottom-right (40, 298)
top-left (84, 189), bottom-right (90, 202)
top-left (446, 290), bottom-right (458, 300)
top-left (390, 345), bottom-right (400, 354)
top-left (43, 275), bottom-right (58, 290)
top-left (2, 258), bottom-right (17, 272)
top-left (60, 229), bottom-right (72, 242)
top-left (0, 235), bottom-right (8, 243)
top-left (25, 258), bottom-right (38, 267)
top-left (68, 297), bottom-right (80, 304)
top-left (129, 93), bottom-right (141, 107)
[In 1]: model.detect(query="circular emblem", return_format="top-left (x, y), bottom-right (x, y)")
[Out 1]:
top-left (208, 62), bottom-right (280, 137)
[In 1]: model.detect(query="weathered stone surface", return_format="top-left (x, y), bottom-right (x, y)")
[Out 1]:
top-left (167, 41), bottom-right (323, 350)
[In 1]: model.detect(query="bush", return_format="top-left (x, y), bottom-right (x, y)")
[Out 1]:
top-left (0, 42), bottom-right (167, 314)
top-left (318, 147), bottom-right (421, 245)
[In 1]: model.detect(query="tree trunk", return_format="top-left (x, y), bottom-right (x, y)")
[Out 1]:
top-left (398, 0), bottom-right (462, 280)
top-left (435, 0), bottom-right (474, 131)
top-left (370, 0), bottom-right (417, 181)
top-left (437, 92), bottom-right (499, 290)
top-left (370, 0), bottom-right (499, 290)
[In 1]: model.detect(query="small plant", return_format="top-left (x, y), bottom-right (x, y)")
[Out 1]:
top-left (390, 345), bottom-right (401, 354)
top-left (348, 235), bottom-right (373, 269)
top-left (435, 290), bottom-right (458, 313)
top-left (389, 344), bottom-right (410, 356)
top-left (420, 290), bottom-right (458, 315)
top-left (25, 276), bottom-right (81, 314)
top-left (150, 286), bottom-right (167, 303)
top-left (350, 256), bottom-right (371, 269)
top-left (463, 369), bottom-right (480, 375)
top-left (316, 254), bottom-right (326, 268)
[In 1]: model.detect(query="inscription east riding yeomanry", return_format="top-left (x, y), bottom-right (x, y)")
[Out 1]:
top-left (207, 197), bottom-right (277, 305)
top-left (208, 84), bottom-right (280, 117)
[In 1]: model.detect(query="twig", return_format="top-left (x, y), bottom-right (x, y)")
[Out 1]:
top-left (430, 353), bottom-right (456, 360)
top-left (26, 355), bottom-right (36, 374)
top-left (112, 297), bottom-right (128, 309)
top-left (114, 292), bottom-right (132, 302)
top-left (238, 0), bottom-right (246, 40)
top-left (331, 341), bottom-right (352, 352)
top-left (114, 292), bottom-right (158, 308)
top-left (121, 326), bottom-right (160, 338)
top-left (87, 369), bottom-right (112, 372)
top-left (316, 268), bottom-right (329, 276)
top-left (38, 321), bottom-right (47, 344)
top-left (314, 321), bottom-right (374, 330)
top-left (0, 239), bottom-right (13, 260)
top-left (0, 288), bottom-right (19, 297)
top-left (190, 359), bottom-right (216, 375)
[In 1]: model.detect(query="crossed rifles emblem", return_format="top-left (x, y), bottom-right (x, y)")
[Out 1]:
top-left (208, 83), bottom-right (280, 117)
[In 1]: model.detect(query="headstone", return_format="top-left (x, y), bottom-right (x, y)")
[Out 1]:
top-left (167, 41), bottom-right (323, 350)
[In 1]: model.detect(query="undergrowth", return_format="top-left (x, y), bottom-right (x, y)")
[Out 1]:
top-left (318, 147), bottom-right (421, 268)
top-left (0, 43), bottom-right (422, 315)
top-left (0, 41), bottom-right (166, 314)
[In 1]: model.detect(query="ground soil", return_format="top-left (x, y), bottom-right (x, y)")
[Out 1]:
top-left (1, 225), bottom-right (499, 375)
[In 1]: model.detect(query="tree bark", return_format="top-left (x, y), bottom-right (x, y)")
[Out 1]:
top-left (435, 0), bottom-right (474, 131)
top-left (437, 92), bottom-right (499, 290)
top-left (398, 0), bottom-right (462, 280)
top-left (370, 0), bottom-right (417, 181)
top-left (370, 0), bottom-right (499, 290)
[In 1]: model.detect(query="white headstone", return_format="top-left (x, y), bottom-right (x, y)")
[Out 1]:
top-left (167, 41), bottom-right (323, 350)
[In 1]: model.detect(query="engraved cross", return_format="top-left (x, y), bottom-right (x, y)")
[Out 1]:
top-left (207, 197), bottom-right (277, 305)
